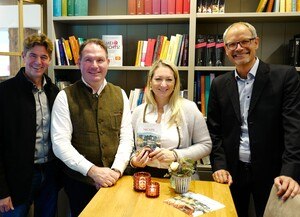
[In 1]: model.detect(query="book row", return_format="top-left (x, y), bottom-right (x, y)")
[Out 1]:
top-left (135, 34), bottom-right (189, 67)
top-left (256, 0), bottom-right (300, 12)
top-left (195, 34), bottom-right (225, 67)
top-left (128, 0), bottom-right (190, 15)
top-left (197, 0), bottom-right (225, 13)
top-left (289, 34), bottom-right (300, 67)
top-left (55, 35), bottom-right (123, 67)
top-left (53, 0), bottom-right (88, 17)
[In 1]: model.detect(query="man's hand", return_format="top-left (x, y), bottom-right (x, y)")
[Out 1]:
top-left (274, 176), bottom-right (300, 201)
top-left (212, 169), bottom-right (233, 186)
top-left (0, 196), bottom-right (14, 213)
top-left (87, 166), bottom-right (120, 189)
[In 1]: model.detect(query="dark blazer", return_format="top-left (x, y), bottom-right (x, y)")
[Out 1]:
top-left (207, 60), bottom-right (300, 187)
top-left (0, 67), bottom-right (59, 206)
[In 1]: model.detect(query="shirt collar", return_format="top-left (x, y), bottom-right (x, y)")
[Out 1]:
top-left (81, 77), bottom-right (107, 95)
top-left (235, 57), bottom-right (259, 80)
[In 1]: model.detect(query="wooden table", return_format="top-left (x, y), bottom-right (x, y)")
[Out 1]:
top-left (79, 176), bottom-right (237, 217)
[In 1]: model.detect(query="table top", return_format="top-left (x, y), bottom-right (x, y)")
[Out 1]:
top-left (79, 176), bottom-right (237, 217)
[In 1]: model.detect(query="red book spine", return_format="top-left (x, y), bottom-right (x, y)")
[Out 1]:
top-left (176, 0), bottom-right (183, 14)
top-left (167, 0), bottom-right (175, 14)
top-left (161, 0), bottom-right (168, 14)
top-left (128, 0), bottom-right (137, 15)
top-left (137, 0), bottom-right (145, 14)
top-left (183, 0), bottom-right (190, 14)
top-left (152, 0), bottom-right (161, 14)
top-left (145, 0), bottom-right (152, 14)
top-left (145, 39), bottom-right (156, 66)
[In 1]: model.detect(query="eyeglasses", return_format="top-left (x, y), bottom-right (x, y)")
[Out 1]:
top-left (225, 37), bottom-right (256, 50)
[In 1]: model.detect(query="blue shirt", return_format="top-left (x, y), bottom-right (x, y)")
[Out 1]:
top-left (235, 58), bottom-right (259, 163)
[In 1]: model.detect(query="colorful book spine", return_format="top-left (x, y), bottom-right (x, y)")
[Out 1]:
top-left (183, 0), bottom-right (190, 14)
top-left (145, 0), bottom-right (153, 14)
top-left (256, 0), bottom-right (269, 12)
top-left (176, 0), bottom-right (183, 14)
top-left (153, 0), bottom-right (161, 14)
top-left (74, 0), bottom-right (88, 16)
top-left (67, 0), bottom-right (75, 16)
top-left (137, 0), bottom-right (145, 14)
top-left (53, 0), bottom-right (62, 17)
top-left (266, 0), bottom-right (275, 12)
top-left (161, 0), bottom-right (168, 14)
top-left (128, 0), bottom-right (137, 14)
top-left (145, 38), bottom-right (156, 66)
top-left (69, 36), bottom-right (79, 65)
top-left (62, 0), bottom-right (67, 16)
top-left (168, 0), bottom-right (176, 14)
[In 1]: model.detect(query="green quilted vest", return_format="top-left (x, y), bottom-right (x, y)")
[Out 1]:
top-left (64, 80), bottom-right (123, 184)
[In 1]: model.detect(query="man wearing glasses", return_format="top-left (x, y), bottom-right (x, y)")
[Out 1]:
top-left (207, 22), bottom-right (300, 217)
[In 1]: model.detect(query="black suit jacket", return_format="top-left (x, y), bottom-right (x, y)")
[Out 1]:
top-left (0, 67), bottom-right (59, 206)
top-left (207, 60), bottom-right (300, 187)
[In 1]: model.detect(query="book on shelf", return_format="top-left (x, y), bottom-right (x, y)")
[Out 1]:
top-left (161, 0), bottom-right (168, 14)
top-left (160, 39), bottom-right (170, 61)
top-left (62, 38), bottom-right (75, 65)
top-left (53, 0), bottom-right (62, 17)
top-left (298, 0), bottom-right (300, 11)
top-left (183, 0), bottom-right (190, 14)
top-left (256, 0), bottom-right (269, 12)
top-left (194, 71), bottom-right (202, 109)
top-left (181, 34), bottom-right (189, 66)
top-left (279, 0), bottom-right (285, 12)
top-left (176, 0), bottom-right (184, 14)
top-left (56, 38), bottom-right (67, 66)
top-left (69, 35), bottom-right (80, 65)
top-left (67, 0), bottom-right (75, 16)
top-left (137, 0), bottom-right (145, 14)
top-left (219, 0), bottom-right (225, 13)
top-left (102, 35), bottom-right (123, 67)
top-left (215, 34), bottom-right (225, 66)
top-left (62, 0), bottom-right (67, 16)
top-left (206, 35), bottom-right (216, 66)
top-left (129, 88), bottom-right (145, 111)
top-left (145, 0), bottom-right (153, 14)
top-left (74, 0), bottom-right (88, 16)
top-left (200, 75), bottom-right (205, 115)
top-left (195, 34), bottom-right (207, 66)
top-left (61, 38), bottom-right (70, 65)
top-left (286, 0), bottom-right (292, 12)
top-left (140, 40), bottom-right (148, 67)
top-left (294, 36), bottom-right (300, 67)
top-left (266, 0), bottom-right (275, 12)
top-left (168, 0), bottom-right (176, 14)
top-left (153, 0), bottom-right (161, 14)
top-left (135, 40), bottom-right (143, 66)
top-left (55, 39), bottom-right (62, 66)
top-left (145, 38), bottom-right (156, 66)
top-left (128, 0), bottom-right (137, 14)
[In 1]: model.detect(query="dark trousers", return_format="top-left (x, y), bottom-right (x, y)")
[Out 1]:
top-left (230, 161), bottom-right (271, 217)
top-left (2, 161), bottom-right (61, 217)
top-left (63, 175), bottom-right (97, 217)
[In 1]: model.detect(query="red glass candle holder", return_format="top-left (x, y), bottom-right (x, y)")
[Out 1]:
top-left (133, 172), bottom-right (151, 192)
top-left (146, 181), bottom-right (160, 198)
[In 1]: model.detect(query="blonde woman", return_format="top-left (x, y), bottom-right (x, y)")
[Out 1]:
top-left (130, 60), bottom-right (212, 177)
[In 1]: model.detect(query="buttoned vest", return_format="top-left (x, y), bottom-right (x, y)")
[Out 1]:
top-left (64, 80), bottom-right (123, 184)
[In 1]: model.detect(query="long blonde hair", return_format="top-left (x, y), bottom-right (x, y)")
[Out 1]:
top-left (145, 60), bottom-right (182, 126)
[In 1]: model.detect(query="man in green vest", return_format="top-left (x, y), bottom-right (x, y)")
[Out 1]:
top-left (51, 38), bottom-right (134, 217)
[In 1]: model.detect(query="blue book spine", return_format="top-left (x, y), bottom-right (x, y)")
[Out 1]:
top-left (53, 0), bottom-right (62, 17)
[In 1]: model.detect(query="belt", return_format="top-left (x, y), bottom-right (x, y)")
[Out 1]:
top-left (239, 160), bottom-right (251, 169)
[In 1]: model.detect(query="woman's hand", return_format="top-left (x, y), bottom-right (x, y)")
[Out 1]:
top-left (149, 148), bottom-right (176, 164)
top-left (130, 147), bottom-right (152, 168)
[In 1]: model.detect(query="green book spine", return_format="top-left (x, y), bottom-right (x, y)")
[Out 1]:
top-left (67, 0), bottom-right (75, 16)
top-left (74, 0), bottom-right (88, 16)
